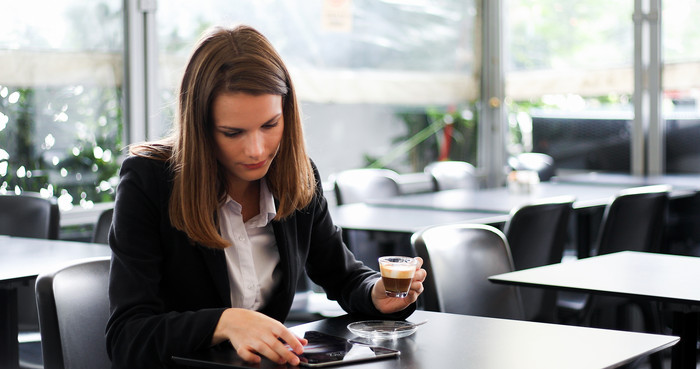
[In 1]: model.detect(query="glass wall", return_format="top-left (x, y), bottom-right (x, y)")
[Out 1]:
top-left (505, 1), bottom-right (635, 172)
top-left (0, 1), bottom-right (123, 211)
top-left (155, 0), bottom-right (479, 179)
top-left (4, 0), bottom-right (697, 221)
top-left (662, 0), bottom-right (700, 173)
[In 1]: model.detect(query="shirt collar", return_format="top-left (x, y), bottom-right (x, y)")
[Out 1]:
top-left (220, 178), bottom-right (277, 227)
top-left (259, 178), bottom-right (277, 224)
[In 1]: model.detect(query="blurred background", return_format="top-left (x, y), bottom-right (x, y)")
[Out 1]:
top-left (1, 0), bottom-right (699, 238)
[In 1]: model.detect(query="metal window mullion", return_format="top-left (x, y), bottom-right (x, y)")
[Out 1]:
top-left (124, 0), bottom-right (146, 145)
top-left (647, 0), bottom-right (663, 175)
top-left (142, 0), bottom-right (161, 140)
top-left (479, 0), bottom-right (506, 188)
top-left (632, 0), bottom-right (646, 175)
top-left (124, 0), bottom-right (159, 145)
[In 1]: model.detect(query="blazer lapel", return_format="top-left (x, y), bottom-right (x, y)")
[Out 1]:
top-left (197, 245), bottom-right (231, 307)
top-left (272, 221), bottom-right (296, 295)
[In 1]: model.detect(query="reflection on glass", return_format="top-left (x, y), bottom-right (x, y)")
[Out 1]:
top-left (506, 0), bottom-right (634, 172)
top-left (157, 0), bottom-right (478, 177)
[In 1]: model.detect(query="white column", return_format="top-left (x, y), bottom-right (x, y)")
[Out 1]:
top-left (647, 0), bottom-right (663, 175)
top-left (478, 0), bottom-right (507, 188)
top-left (123, 0), bottom-right (160, 145)
top-left (632, 0), bottom-right (664, 175)
top-left (632, 0), bottom-right (646, 175)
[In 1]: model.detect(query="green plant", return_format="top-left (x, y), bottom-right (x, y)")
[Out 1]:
top-left (0, 85), bottom-right (122, 209)
top-left (367, 103), bottom-right (477, 172)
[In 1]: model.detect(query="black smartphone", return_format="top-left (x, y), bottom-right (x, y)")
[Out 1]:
top-left (296, 331), bottom-right (400, 367)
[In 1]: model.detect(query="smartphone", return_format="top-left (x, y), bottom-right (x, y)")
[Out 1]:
top-left (296, 331), bottom-right (400, 367)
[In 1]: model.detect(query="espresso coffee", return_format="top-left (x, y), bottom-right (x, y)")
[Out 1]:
top-left (381, 276), bottom-right (413, 295)
top-left (379, 260), bottom-right (416, 298)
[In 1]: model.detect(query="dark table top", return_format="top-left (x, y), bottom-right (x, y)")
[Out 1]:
top-left (0, 236), bottom-right (111, 369)
top-left (554, 172), bottom-right (700, 190)
top-left (368, 182), bottom-right (635, 212)
top-left (0, 236), bottom-right (111, 284)
top-left (489, 251), bottom-right (700, 369)
top-left (173, 310), bottom-right (678, 369)
top-left (329, 203), bottom-right (508, 233)
top-left (489, 251), bottom-right (700, 306)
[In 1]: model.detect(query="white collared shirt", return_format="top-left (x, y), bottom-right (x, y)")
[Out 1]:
top-left (219, 179), bottom-right (280, 310)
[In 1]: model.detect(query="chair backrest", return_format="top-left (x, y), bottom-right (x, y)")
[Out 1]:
top-left (91, 208), bottom-right (114, 244)
top-left (594, 185), bottom-right (670, 256)
top-left (332, 168), bottom-right (401, 205)
top-left (424, 160), bottom-right (477, 191)
top-left (508, 153), bottom-right (556, 181)
top-left (36, 257), bottom-right (112, 369)
top-left (411, 223), bottom-right (524, 320)
top-left (0, 192), bottom-right (60, 334)
top-left (0, 192), bottom-right (60, 239)
top-left (584, 185), bottom-right (670, 335)
top-left (503, 196), bottom-right (575, 322)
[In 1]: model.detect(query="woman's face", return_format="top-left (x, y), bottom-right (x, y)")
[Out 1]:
top-left (211, 92), bottom-right (284, 192)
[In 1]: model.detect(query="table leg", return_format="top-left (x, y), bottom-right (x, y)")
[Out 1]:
top-left (0, 287), bottom-right (20, 369)
top-left (671, 311), bottom-right (698, 369)
top-left (576, 210), bottom-right (591, 258)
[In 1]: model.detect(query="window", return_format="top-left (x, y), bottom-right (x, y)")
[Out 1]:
top-left (505, 1), bottom-right (635, 172)
top-left (156, 0), bottom-right (478, 177)
top-left (662, 0), bottom-right (700, 173)
top-left (0, 1), bottom-right (123, 211)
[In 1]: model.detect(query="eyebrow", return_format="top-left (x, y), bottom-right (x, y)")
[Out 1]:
top-left (216, 113), bottom-right (282, 131)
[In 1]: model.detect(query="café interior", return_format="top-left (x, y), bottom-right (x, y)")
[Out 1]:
top-left (2, 1), bottom-right (700, 368)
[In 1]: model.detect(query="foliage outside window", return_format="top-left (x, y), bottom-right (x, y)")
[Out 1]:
top-left (0, 1), bottom-right (123, 210)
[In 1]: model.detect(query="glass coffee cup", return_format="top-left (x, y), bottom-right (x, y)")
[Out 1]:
top-left (378, 256), bottom-right (417, 298)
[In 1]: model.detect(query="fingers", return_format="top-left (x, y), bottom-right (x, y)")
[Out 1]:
top-left (278, 329), bottom-right (306, 355)
top-left (236, 346), bottom-right (262, 364)
top-left (414, 256), bottom-right (424, 269)
top-left (235, 332), bottom-right (303, 366)
top-left (220, 309), bottom-right (306, 366)
top-left (260, 335), bottom-right (302, 365)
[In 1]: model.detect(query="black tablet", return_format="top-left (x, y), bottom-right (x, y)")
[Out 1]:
top-left (296, 331), bottom-right (400, 367)
top-left (171, 330), bottom-right (399, 368)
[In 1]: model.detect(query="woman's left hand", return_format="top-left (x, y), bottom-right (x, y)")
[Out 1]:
top-left (371, 257), bottom-right (427, 314)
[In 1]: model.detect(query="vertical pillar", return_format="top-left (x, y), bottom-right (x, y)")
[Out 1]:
top-left (479, 0), bottom-right (507, 188)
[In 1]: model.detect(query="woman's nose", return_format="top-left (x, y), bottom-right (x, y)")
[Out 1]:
top-left (244, 131), bottom-right (264, 158)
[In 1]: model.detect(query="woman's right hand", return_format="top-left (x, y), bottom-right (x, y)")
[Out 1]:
top-left (211, 308), bottom-right (308, 366)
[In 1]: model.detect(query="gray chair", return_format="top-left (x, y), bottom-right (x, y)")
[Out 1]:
top-left (411, 223), bottom-right (524, 320)
top-left (583, 185), bottom-right (670, 326)
top-left (36, 257), bottom-right (112, 369)
top-left (0, 192), bottom-right (60, 240)
top-left (332, 168), bottom-right (401, 205)
top-left (559, 185), bottom-right (670, 369)
top-left (91, 208), bottom-right (114, 244)
top-left (332, 168), bottom-right (406, 269)
top-left (508, 152), bottom-right (556, 181)
top-left (0, 192), bottom-right (60, 368)
top-left (424, 160), bottom-right (477, 191)
top-left (593, 184), bottom-right (670, 257)
top-left (503, 196), bottom-right (575, 322)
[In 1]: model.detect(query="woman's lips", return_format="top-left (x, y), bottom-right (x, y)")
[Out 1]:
top-left (243, 160), bottom-right (266, 170)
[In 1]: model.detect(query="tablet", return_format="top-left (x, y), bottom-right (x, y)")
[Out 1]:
top-left (171, 330), bottom-right (399, 368)
top-left (296, 330), bottom-right (400, 367)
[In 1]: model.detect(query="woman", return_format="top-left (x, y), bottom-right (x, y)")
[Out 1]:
top-left (106, 25), bottom-right (426, 368)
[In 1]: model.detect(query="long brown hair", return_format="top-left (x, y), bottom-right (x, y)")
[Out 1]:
top-left (130, 25), bottom-right (315, 249)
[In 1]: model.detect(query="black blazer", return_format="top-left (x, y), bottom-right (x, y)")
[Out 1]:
top-left (106, 155), bottom-right (414, 368)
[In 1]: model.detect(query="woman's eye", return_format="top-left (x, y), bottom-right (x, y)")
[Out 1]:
top-left (263, 121), bottom-right (279, 129)
top-left (222, 131), bottom-right (240, 138)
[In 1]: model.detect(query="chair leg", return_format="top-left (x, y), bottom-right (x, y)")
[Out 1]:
top-left (640, 302), bottom-right (664, 369)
